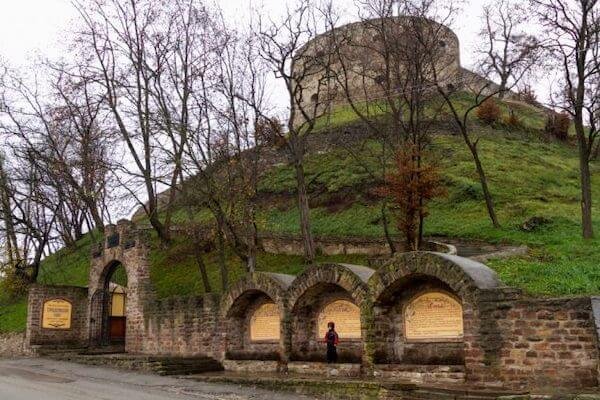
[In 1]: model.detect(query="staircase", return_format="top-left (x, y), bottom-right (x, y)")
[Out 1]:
top-left (146, 356), bottom-right (224, 376)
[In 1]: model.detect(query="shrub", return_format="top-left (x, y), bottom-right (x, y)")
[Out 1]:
top-left (518, 85), bottom-right (539, 106)
top-left (544, 112), bottom-right (570, 141)
top-left (476, 99), bottom-right (501, 125)
top-left (503, 109), bottom-right (522, 130)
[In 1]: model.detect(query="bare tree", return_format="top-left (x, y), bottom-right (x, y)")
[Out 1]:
top-left (74, 0), bottom-right (187, 243)
top-left (49, 67), bottom-right (114, 235)
top-left (407, 1), bottom-right (503, 228)
top-left (255, 0), bottom-right (335, 263)
top-left (478, 0), bottom-right (541, 98)
top-left (323, 0), bottom-right (455, 250)
top-left (178, 13), bottom-right (270, 282)
top-left (531, 0), bottom-right (600, 239)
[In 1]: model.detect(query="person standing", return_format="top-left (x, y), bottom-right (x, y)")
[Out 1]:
top-left (324, 321), bottom-right (339, 363)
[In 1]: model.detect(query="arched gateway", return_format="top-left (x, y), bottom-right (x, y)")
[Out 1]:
top-left (87, 220), bottom-right (153, 353)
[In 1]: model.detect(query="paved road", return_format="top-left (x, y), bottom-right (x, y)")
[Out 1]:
top-left (0, 358), bottom-right (316, 400)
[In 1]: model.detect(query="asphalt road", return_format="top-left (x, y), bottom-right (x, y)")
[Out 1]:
top-left (0, 358), bottom-right (316, 400)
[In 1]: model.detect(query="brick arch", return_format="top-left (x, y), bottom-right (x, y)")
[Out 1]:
top-left (221, 272), bottom-right (291, 318)
top-left (287, 263), bottom-right (374, 311)
top-left (369, 252), bottom-right (503, 303)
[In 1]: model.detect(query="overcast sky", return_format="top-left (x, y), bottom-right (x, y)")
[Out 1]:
top-left (0, 0), bottom-right (484, 71)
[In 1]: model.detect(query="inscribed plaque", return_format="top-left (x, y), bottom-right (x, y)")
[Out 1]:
top-left (318, 300), bottom-right (362, 339)
top-left (42, 299), bottom-right (72, 330)
top-left (404, 292), bottom-right (463, 341)
top-left (250, 303), bottom-right (281, 341)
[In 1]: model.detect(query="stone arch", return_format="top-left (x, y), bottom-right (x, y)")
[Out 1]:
top-left (287, 263), bottom-right (374, 311)
top-left (286, 264), bottom-right (374, 364)
top-left (89, 259), bottom-right (129, 348)
top-left (221, 272), bottom-right (290, 318)
top-left (87, 220), bottom-right (153, 353)
top-left (97, 259), bottom-right (129, 292)
top-left (366, 252), bottom-right (503, 380)
top-left (369, 252), bottom-right (502, 304)
top-left (221, 272), bottom-right (293, 364)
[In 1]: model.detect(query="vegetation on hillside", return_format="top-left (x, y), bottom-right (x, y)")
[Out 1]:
top-left (1, 91), bottom-right (599, 334)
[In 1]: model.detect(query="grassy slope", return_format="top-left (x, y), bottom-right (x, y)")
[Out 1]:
top-left (259, 130), bottom-right (600, 295)
top-left (2, 96), bottom-right (599, 332)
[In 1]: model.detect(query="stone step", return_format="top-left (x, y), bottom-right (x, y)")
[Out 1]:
top-left (189, 374), bottom-right (528, 400)
top-left (42, 354), bottom-right (223, 376)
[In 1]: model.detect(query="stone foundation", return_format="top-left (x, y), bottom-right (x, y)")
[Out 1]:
top-left (374, 364), bottom-right (466, 384)
top-left (287, 361), bottom-right (362, 377)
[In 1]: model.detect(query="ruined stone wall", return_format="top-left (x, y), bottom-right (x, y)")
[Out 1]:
top-left (26, 284), bottom-right (89, 347)
top-left (294, 16), bottom-right (462, 121)
top-left (260, 234), bottom-right (455, 257)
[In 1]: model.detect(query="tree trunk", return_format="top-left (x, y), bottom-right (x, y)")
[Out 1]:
top-left (498, 77), bottom-right (508, 99)
top-left (87, 201), bottom-right (105, 234)
top-left (380, 201), bottom-right (396, 255)
top-left (294, 161), bottom-right (316, 263)
top-left (217, 226), bottom-right (229, 291)
top-left (575, 122), bottom-right (594, 239)
top-left (148, 211), bottom-right (170, 244)
top-left (192, 237), bottom-right (212, 294)
top-left (469, 142), bottom-right (500, 228)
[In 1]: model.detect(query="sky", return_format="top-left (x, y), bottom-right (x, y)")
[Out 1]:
top-left (0, 0), bottom-right (485, 75)
top-left (0, 0), bottom-right (555, 101)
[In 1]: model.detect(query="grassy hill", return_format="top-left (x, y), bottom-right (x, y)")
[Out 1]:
top-left (2, 95), bottom-right (600, 333)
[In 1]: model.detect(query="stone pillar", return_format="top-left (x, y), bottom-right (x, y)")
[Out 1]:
top-left (280, 308), bottom-right (292, 371)
top-left (361, 298), bottom-right (376, 377)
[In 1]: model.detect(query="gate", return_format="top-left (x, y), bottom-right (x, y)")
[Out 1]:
top-left (89, 289), bottom-right (111, 347)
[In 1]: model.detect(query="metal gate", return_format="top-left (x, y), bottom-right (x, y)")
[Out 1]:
top-left (89, 289), bottom-right (111, 347)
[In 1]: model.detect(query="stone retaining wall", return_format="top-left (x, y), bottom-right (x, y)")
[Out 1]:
top-left (260, 233), bottom-right (455, 257)
top-left (481, 296), bottom-right (599, 388)
top-left (0, 332), bottom-right (30, 358)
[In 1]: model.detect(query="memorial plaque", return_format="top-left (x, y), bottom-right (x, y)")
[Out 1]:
top-left (42, 299), bottom-right (72, 330)
top-left (250, 303), bottom-right (281, 341)
top-left (318, 300), bottom-right (362, 339)
top-left (404, 291), bottom-right (463, 341)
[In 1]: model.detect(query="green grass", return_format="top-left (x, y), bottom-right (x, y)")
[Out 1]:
top-left (149, 237), bottom-right (368, 298)
top-left (1, 95), bottom-right (598, 333)
top-left (314, 92), bottom-right (547, 132)
top-left (0, 300), bottom-right (27, 333)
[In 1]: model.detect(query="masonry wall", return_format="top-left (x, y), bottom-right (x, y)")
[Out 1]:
top-left (26, 284), bottom-right (89, 347)
top-left (475, 295), bottom-right (600, 389)
top-left (372, 279), bottom-right (465, 365)
top-left (25, 226), bottom-right (600, 392)
top-left (225, 295), bottom-right (281, 361)
top-left (140, 295), bottom-right (222, 359)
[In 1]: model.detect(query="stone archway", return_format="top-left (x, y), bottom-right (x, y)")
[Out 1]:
top-left (220, 272), bottom-right (292, 367)
top-left (286, 264), bottom-right (374, 366)
top-left (89, 260), bottom-right (128, 348)
top-left (87, 221), bottom-right (153, 353)
top-left (367, 252), bottom-right (504, 382)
